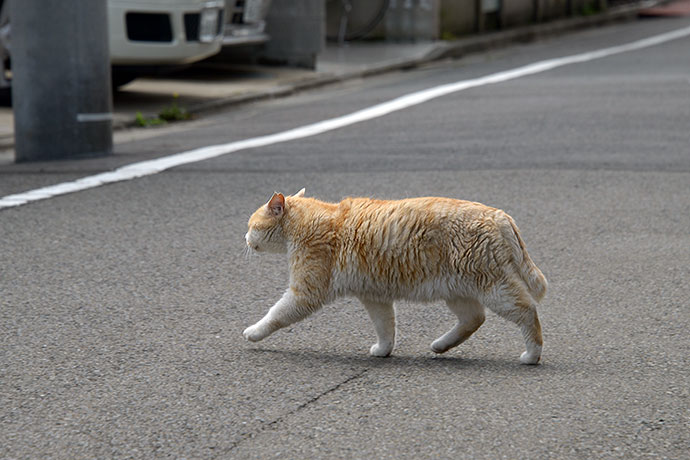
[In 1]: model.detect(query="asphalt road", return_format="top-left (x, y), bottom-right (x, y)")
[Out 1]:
top-left (2, 16), bottom-right (689, 460)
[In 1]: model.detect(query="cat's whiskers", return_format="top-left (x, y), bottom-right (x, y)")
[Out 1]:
top-left (243, 245), bottom-right (256, 260)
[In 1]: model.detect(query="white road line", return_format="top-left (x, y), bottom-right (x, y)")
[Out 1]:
top-left (3, 25), bottom-right (690, 210)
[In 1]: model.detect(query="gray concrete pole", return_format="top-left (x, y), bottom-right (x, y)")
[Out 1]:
top-left (11, 0), bottom-right (112, 162)
top-left (261, 0), bottom-right (323, 69)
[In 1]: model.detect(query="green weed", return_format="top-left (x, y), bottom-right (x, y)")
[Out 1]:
top-left (135, 95), bottom-right (192, 127)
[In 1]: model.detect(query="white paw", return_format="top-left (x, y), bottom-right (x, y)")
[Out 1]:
top-left (430, 338), bottom-right (450, 354)
top-left (369, 343), bottom-right (393, 357)
top-left (243, 323), bottom-right (269, 342)
top-left (520, 350), bottom-right (541, 365)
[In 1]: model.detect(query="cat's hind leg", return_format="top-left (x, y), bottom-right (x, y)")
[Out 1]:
top-left (360, 299), bottom-right (396, 357)
top-left (483, 285), bottom-right (543, 365)
top-left (431, 297), bottom-right (485, 354)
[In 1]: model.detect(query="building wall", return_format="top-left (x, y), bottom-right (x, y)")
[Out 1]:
top-left (248, 0), bottom-right (608, 67)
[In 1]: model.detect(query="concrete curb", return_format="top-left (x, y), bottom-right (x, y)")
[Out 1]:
top-left (141, 1), bottom-right (658, 128)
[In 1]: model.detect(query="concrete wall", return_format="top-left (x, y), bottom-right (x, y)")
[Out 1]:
top-left (385, 0), bottom-right (440, 41)
top-left (323, 1), bottom-right (608, 43)
top-left (433, 0), bottom-right (609, 38)
top-left (327, 0), bottom-right (440, 42)
top-left (533, 0), bottom-right (605, 22)
top-left (267, 0), bottom-right (609, 59)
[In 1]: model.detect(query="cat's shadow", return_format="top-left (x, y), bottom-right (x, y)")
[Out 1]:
top-left (245, 347), bottom-right (535, 373)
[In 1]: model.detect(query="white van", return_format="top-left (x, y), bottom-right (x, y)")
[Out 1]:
top-left (109, 0), bottom-right (225, 66)
top-left (0, 0), bottom-right (271, 90)
top-left (108, 0), bottom-right (226, 86)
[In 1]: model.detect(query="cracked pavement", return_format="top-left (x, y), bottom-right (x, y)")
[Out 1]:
top-left (2, 16), bottom-right (690, 459)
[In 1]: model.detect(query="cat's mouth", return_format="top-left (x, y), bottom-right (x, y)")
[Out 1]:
top-left (245, 232), bottom-right (259, 250)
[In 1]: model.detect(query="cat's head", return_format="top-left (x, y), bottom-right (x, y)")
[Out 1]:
top-left (245, 189), bottom-right (305, 253)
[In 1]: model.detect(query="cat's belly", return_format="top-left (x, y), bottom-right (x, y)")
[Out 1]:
top-left (330, 269), bottom-right (478, 303)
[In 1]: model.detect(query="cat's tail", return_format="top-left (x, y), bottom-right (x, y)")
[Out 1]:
top-left (500, 214), bottom-right (547, 302)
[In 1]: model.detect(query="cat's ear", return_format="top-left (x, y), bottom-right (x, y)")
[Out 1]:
top-left (267, 192), bottom-right (285, 217)
top-left (294, 188), bottom-right (306, 198)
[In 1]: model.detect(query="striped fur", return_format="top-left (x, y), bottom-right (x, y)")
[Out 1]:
top-left (244, 189), bottom-right (546, 364)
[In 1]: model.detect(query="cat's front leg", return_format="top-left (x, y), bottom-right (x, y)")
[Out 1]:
top-left (242, 290), bottom-right (294, 342)
top-left (360, 299), bottom-right (396, 357)
top-left (243, 289), bottom-right (321, 342)
top-left (242, 319), bottom-right (275, 342)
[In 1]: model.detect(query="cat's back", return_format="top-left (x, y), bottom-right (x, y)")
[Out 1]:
top-left (338, 196), bottom-right (500, 230)
top-left (335, 196), bottom-right (506, 263)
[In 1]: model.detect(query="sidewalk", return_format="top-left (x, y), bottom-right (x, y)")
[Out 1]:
top-left (111, 40), bottom-right (440, 129)
top-left (639, 0), bottom-right (690, 16)
top-left (0, 1), bottom-right (656, 164)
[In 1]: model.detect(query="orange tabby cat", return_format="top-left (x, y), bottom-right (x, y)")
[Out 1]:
top-left (244, 189), bottom-right (547, 364)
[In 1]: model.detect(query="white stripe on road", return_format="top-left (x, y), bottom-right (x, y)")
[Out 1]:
top-left (3, 24), bottom-right (690, 210)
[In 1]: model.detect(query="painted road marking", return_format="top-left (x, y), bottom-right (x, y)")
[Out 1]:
top-left (2, 24), bottom-right (690, 210)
